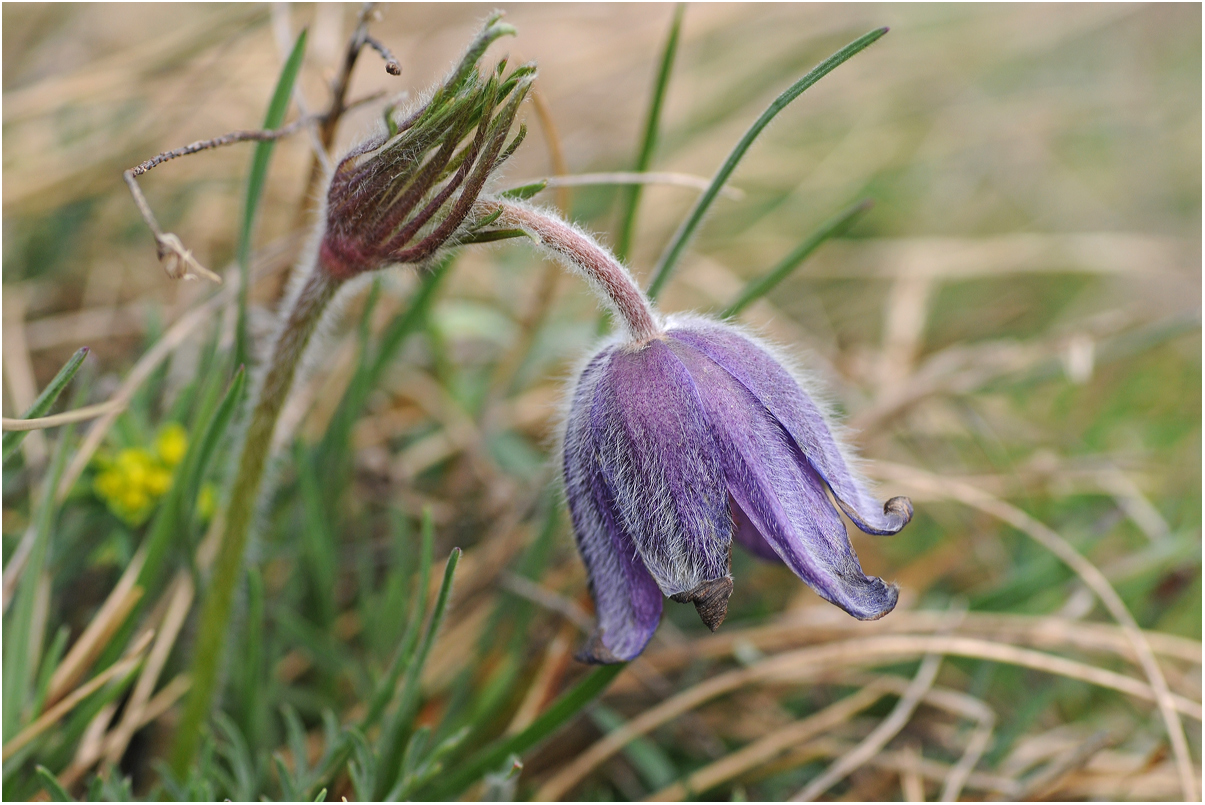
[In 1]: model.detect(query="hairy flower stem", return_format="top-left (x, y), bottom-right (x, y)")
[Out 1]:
top-left (479, 198), bottom-right (662, 343)
top-left (171, 264), bottom-right (343, 772)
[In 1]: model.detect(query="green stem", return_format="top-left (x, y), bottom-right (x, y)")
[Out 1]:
top-left (171, 263), bottom-right (342, 772)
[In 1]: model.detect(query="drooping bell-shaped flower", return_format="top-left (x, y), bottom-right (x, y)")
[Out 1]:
top-left (471, 198), bottom-right (913, 665)
top-left (562, 314), bottom-right (913, 663)
top-left (319, 14), bottom-right (534, 280)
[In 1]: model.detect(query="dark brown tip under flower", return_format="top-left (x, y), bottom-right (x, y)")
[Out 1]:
top-left (671, 575), bottom-right (734, 631)
top-left (575, 632), bottom-right (622, 665)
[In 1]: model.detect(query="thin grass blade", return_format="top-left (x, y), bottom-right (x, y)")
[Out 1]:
top-left (497, 180), bottom-right (547, 201)
top-left (137, 366), bottom-right (246, 596)
top-left (722, 198), bottom-right (872, 317)
top-left (646, 26), bottom-right (888, 299)
top-left (374, 540), bottom-right (461, 799)
top-left (235, 29), bottom-right (308, 367)
top-left (3, 427), bottom-right (73, 741)
top-left (424, 663), bottom-right (626, 800)
top-left (615, 3), bottom-right (684, 264)
top-left (35, 765), bottom-right (72, 801)
top-left (3, 347), bottom-right (88, 462)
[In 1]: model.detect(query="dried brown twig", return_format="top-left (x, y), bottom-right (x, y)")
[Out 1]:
top-left (124, 2), bottom-right (402, 284)
top-left (535, 632), bottom-right (1199, 800)
top-left (873, 461), bottom-right (1198, 801)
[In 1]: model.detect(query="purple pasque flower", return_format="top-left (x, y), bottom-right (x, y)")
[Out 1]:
top-left (563, 313), bottom-right (913, 663)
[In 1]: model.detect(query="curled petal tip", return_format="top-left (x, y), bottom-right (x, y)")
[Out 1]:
top-left (576, 632), bottom-right (623, 665)
top-left (884, 496), bottom-right (914, 525)
top-left (671, 575), bottom-right (733, 631)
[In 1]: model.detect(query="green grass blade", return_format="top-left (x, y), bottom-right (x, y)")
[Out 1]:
top-left (297, 450), bottom-right (338, 626)
top-left (305, 512), bottom-right (435, 801)
top-left (646, 26), bottom-right (888, 299)
top-left (457, 228), bottom-right (530, 245)
top-left (375, 540), bottom-right (462, 798)
top-left (721, 198), bottom-right (872, 317)
top-left (615, 3), bottom-right (684, 264)
top-left (35, 766), bottom-right (73, 801)
top-left (497, 180), bottom-right (547, 201)
top-left (30, 625), bottom-right (70, 719)
top-left (3, 426), bottom-right (73, 741)
top-left (367, 257), bottom-right (454, 390)
top-left (424, 663), bottom-right (626, 800)
top-left (362, 511), bottom-right (434, 731)
top-left (90, 364), bottom-right (245, 680)
top-left (317, 256), bottom-right (453, 473)
top-left (2, 347), bottom-right (88, 462)
top-left (235, 29), bottom-right (308, 367)
top-left (590, 705), bottom-right (677, 790)
top-left (137, 366), bottom-right (246, 595)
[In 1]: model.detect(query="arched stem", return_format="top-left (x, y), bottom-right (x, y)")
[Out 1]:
top-left (479, 198), bottom-right (662, 343)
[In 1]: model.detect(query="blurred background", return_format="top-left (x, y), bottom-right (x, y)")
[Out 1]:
top-left (3, 3), bottom-right (1200, 801)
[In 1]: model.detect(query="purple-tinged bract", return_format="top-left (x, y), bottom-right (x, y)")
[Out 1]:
top-left (563, 315), bottom-right (913, 663)
top-left (318, 15), bottom-right (533, 280)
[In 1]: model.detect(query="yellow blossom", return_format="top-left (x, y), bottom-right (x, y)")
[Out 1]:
top-left (92, 424), bottom-right (191, 527)
top-left (156, 423), bottom-right (189, 467)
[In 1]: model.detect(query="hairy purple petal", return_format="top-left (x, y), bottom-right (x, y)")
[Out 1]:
top-left (593, 341), bottom-right (733, 602)
top-left (564, 346), bottom-right (662, 662)
top-left (730, 495), bottom-right (782, 563)
top-left (668, 319), bottom-right (912, 536)
top-left (668, 339), bottom-right (899, 621)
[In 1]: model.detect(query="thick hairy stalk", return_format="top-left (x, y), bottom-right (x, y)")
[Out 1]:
top-left (478, 198), bottom-right (662, 343)
top-left (171, 264), bottom-right (342, 771)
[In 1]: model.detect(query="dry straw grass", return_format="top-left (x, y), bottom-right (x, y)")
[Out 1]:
top-left (2, 3), bottom-right (1199, 800)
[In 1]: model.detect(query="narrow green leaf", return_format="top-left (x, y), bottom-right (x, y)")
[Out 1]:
top-left (3, 426), bottom-right (72, 741)
top-left (306, 513), bottom-right (435, 801)
top-left (591, 705), bottom-right (677, 790)
top-left (2, 347), bottom-right (88, 462)
top-left (213, 713), bottom-right (256, 802)
top-left (281, 704), bottom-right (311, 782)
top-left (137, 366), bottom-right (246, 596)
top-left (646, 26), bottom-right (889, 299)
top-left (313, 787), bottom-right (328, 802)
top-left (425, 663), bottom-right (626, 800)
top-left (362, 511), bottom-right (433, 731)
top-left (35, 766), bottom-right (73, 801)
top-left (91, 364), bottom-right (244, 682)
top-left (235, 29), bottom-right (308, 367)
top-left (457, 228), bottom-right (530, 245)
top-left (375, 536), bottom-right (461, 799)
top-left (318, 256), bottom-right (453, 475)
top-left (345, 728), bottom-right (376, 801)
top-left (297, 448), bottom-right (338, 626)
top-left (615, 4), bottom-right (684, 264)
top-left (274, 754), bottom-right (300, 803)
top-left (370, 257), bottom-right (453, 389)
top-left (721, 198), bottom-right (872, 317)
top-left (31, 625), bottom-right (71, 719)
top-left (497, 180), bottom-right (547, 201)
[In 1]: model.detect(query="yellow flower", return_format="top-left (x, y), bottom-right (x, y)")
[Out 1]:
top-left (92, 427), bottom-right (190, 527)
top-left (196, 483), bottom-right (218, 521)
top-left (156, 423), bottom-right (189, 467)
top-left (146, 467), bottom-right (173, 497)
top-left (117, 448), bottom-right (154, 486)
